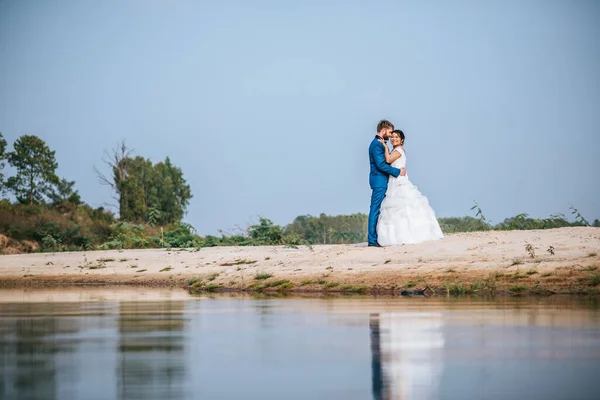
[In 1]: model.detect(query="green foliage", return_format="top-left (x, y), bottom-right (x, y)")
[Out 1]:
top-left (286, 213), bottom-right (367, 244)
top-left (6, 135), bottom-right (59, 204)
top-left (438, 216), bottom-right (491, 233)
top-left (248, 217), bottom-right (284, 245)
top-left (157, 223), bottom-right (202, 248)
top-left (48, 178), bottom-right (81, 206)
top-left (470, 201), bottom-right (489, 225)
top-left (495, 213), bottom-right (573, 231)
top-left (0, 201), bottom-right (115, 252)
top-left (98, 143), bottom-right (192, 225)
top-left (570, 205), bottom-right (590, 226)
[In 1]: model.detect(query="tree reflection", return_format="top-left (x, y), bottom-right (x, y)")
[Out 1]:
top-left (0, 303), bottom-right (80, 400)
top-left (117, 301), bottom-right (187, 400)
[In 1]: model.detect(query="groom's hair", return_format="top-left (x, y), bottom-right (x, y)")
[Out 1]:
top-left (377, 120), bottom-right (394, 133)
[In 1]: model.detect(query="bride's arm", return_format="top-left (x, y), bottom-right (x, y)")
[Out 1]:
top-left (378, 140), bottom-right (402, 164)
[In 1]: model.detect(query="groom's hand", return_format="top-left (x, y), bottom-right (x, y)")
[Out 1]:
top-left (400, 168), bottom-right (407, 176)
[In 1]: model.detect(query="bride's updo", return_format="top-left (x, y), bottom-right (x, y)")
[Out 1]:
top-left (392, 129), bottom-right (405, 145)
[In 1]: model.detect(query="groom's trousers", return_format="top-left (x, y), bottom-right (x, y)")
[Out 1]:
top-left (368, 187), bottom-right (387, 245)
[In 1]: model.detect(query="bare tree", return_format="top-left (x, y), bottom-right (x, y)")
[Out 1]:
top-left (94, 140), bottom-right (133, 214)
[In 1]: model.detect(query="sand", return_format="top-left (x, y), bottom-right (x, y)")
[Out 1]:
top-left (1, 227), bottom-right (599, 294)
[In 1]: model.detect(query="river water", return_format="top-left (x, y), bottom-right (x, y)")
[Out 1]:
top-left (0, 288), bottom-right (598, 400)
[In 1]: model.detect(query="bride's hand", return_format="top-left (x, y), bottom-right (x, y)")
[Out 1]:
top-left (377, 139), bottom-right (386, 147)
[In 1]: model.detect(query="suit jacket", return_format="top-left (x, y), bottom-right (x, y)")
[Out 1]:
top-left (369, 137), bottom-right (401, 189)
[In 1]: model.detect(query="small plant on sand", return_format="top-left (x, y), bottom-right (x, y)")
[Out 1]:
top-left (324, 282), bottom-right (339, 289)
top-left (136, 269), bottom-right (147, 273)
top-left (300, 280), bottom-right (314, 286)
top-left (540, 272), bottom-right (552, 277)
top-left (444, 281), bottom-right (467, 295)
top-left (547, 246), bottom-right (555, 256)
top-left (97, 258), bottom-right (115, 262)
top-left (588, 252), bottom-right (598, 258)
top-left (263, 280), bottom-right (292, 288)
top-left (406, 281), bottom-right (416, 288)
top-left (511, 258), bottom-right (523, 266)
top-left (509, 285), bottom-right (527, 293)
top-left (207, 272), bottom-right (220, 281)
top-left (589, 273), bottom-right (600, 286)
top-left (583, 266), bottom-right (598, 272)
top-left (384, 259), bottom-right (391, 264)
top-left (446, 268), bottom-right (456, 273)
top-left (512, 271), bottom-right (528, 279)
top-left (339, 285), bottom-right (369, 294)
top-left (317, 279), bottom-right (327, 285)
top-left (221, 259), bottom-right (257, 266)
top-left (254, 272), bottom-right (273, 280)
top-left (160, 266), bottom-right (173, 272)
top-left (277, 282), bottom-right (294, 291)
top-left (525, 243), bottom-right (535, 258)
top-left (204, 283), bottom-right (221, 291)
top-left (526, 269), bottom-right (538, 275)
top-left (187, 278), bottom-right (202, 287)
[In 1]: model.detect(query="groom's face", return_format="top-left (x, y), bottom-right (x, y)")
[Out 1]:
top-left (382, 127), bottom-right (393, 140)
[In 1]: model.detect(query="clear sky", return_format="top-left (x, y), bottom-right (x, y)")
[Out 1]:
top-left (1, 0), bottom-right (598, 234)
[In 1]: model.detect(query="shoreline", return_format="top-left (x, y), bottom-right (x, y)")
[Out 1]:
top-left (1, 227), bottom-right (599, 295)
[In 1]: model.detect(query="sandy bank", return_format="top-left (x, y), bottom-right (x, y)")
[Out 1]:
top-left (1, 227), bottom-right (599, 294)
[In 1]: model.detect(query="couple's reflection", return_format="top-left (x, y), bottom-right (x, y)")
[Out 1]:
top-left (370, 312), bottom-right (444, 400)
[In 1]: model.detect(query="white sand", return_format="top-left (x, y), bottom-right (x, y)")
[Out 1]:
top-left (1, 227), bottom-right (599, 292)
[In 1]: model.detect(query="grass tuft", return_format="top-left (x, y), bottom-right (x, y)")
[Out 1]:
top-left (221, 259), bottom-right (257, 266)
top-left (254, 272), bottom-right (273, 280)
top-left (339, 285), bottom-right (369, 293)
top-left (207, 272), bottom-right (220, 281)
top-left (509, 285), bottom-right (527, 293)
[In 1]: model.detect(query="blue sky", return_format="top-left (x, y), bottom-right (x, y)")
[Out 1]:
top-left (1, 0), bottom-right (598, 234)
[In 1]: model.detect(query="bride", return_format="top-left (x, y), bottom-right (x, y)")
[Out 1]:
top-left (376, 130), bottom-right (444, 245)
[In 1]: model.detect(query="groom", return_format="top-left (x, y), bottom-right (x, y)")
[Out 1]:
top-left (368, 120), bottom-right (406, 247)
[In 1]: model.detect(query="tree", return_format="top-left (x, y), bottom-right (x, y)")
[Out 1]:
top-left (6, 135), bottom-right (59, 204)
top-left (96, 141), bottom-right (192, 224)
top-left (49, 178), bottom-right (81, 205)
top-left (0, 132), bottom-right (7, 193)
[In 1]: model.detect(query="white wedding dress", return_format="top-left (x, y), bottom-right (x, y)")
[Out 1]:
top-left (377, 147), bottom-right (444, 245)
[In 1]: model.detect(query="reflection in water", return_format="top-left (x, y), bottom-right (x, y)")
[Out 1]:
top-left (371, 312), bottom-right (444, 400)
top-left (0, 293), bottom-right (599, 400)
top-left (117, 301), bottom-right (186, 400)
top-left (0, 301), bottom-right (187, 400)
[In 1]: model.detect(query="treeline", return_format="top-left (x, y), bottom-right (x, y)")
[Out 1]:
top-left (0, 133), bottom-right (193, 254)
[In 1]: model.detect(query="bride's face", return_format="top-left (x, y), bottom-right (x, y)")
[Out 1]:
top-left (390, 132), bottom-right (402, 147)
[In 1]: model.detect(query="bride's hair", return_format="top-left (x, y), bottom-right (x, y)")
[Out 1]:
top-left (392, 129), bottom-right (405, 143)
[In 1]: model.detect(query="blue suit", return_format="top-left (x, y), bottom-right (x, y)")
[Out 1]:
top-left (368, 136), bottom-right (401, 245)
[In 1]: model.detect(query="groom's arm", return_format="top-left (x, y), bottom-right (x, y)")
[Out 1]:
top-left (372, 144), bottom-right (401, 178)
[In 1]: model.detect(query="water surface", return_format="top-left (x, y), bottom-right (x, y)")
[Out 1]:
top-left (0, 288), bottom-right (598, 400)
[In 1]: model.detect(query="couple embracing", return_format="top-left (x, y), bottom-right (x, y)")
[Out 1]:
top-left (367, 119), bottom-right (444, 247)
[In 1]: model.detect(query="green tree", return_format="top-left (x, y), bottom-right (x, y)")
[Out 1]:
top-left (49, 177), bottom-right (81, 205)
top-left (153, 157), bottom-right (192, 224)
top-left (6, 135), bottom-right (59, 204)
top-left (96, 142), bottom-right (192, 224)
top-left (0, 132), bottom-right (7, 193)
